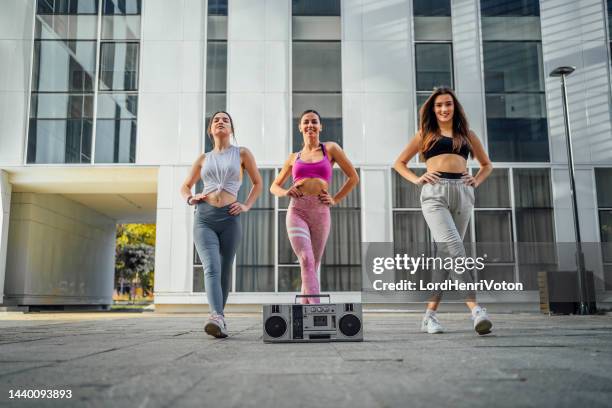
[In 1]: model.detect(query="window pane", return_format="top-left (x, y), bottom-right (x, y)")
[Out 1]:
top-left (483, 42), bottom-right (544, 93)
top-left (292, 0), bottom-right (340, 16)
top-left (475, 168), bottom-right (510, 208)
top-left (207, 15), bottom-right (228, 40)
top-left (475, 211), bottom-right (514, 262)
top-left (414, 17), bottom-right (452, 41)
top-left (514, 168), bottom-right (552, 208)
top-left (99, 42), bottom-right (139, 91)
top-left (413, 0), bottom-right (451, 16)
top-left (237, 169), bottom-right (275, 209)
top-left (321, 266), bottom-right (361, 291)
top-left (103, 0), bottom-right (141, 15)
top-left (37, 0), bottom-right (99, 14)
top-left (292, 94), bottom-right (342, 148)
top-left (193, 266), bottom-right (205, 292)
top-left (481, 16), bottom-right (541, 41)
top-left (35, 15), bottom-right (98, 40)
top-left (599, 210), bottom-right (612, 263)
top-left (595, 168), bottom-right (612, 208)
top-left (481, 0), bottom-right (540, 17)
top-left (101, 16), bottom-right (141, 40)
top-left (27, 119), bottom-right (93, 163)
top-left (392, 169), bottom-right (425, 208)
top-left (278, 267), bottom-right (301, 292)
top-left (292, 42), bottom-right (342, 92)
top-left (278, 211), bottom-right (296, 264)
top-left (206, 42), bottom-right (227, 93)
top-left (208, 0), bottom-right (228, 16)
top-left (415, 43), bottom-right (453, 92)
top-left (236, 210), bottom-right (275, 291)
top-left (30, 93), bottom-right (93, 119)
top-left (321, 209), bottom-right (361, 289)
top-left (97, 93), bottom-right (137, 119)
top-left (33, 40), bottom-right (97, 92)
top-left (94, 119), bottom-right (136, 163)
top-left (479, 264), bottom-right (515, 283)
top-left (292, 16), bottom-right (341, 40)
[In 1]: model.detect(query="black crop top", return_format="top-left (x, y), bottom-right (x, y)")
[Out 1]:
top-left (422, 136), bottom-right (471, 160)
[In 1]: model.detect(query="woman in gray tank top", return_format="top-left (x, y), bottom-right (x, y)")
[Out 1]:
top-left (180, 111), bottom-right (262, 338)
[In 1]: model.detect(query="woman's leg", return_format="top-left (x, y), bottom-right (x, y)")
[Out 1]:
top-left (287, 205), bottom-right (319, 304)
top-left (218, 216), bottom-right (242, 311)
top-left (308, 208), bottom-right (331, 283)
top-left (194, 221), bottom-right (224, 315)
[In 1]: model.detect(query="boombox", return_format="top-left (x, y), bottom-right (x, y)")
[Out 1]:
top-left (263, 295), bottom-right (363, 342)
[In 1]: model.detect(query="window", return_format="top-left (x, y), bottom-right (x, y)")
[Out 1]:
top-left (205, 0), bottom-right (228, 152)
top-left (481, 0), bottom-right (549, 162)
top-left (513, 168), bottom-right (556, 289)
top-left (413, 0), bottom-right (453, 123)
top-left (596, 168), bottom-right (612, 290)
top-left (608, 0), bottom-right (612, 67)
top-left (28, 0), bottom-right (141, 164)
top-left (292, 0), bottom-right (342, 149)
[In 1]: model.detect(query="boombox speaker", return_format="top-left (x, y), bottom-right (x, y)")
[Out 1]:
top-left (263, 294), bottom-right (363, 343)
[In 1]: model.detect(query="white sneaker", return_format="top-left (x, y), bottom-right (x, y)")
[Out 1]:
top-left (472, 307), bottom-right (492, 335)
top-left (204, 313), bottom-right (228, 338)
top-left (420, 312), bottom-right (444, 334)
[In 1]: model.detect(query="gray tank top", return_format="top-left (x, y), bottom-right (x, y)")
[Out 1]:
top-left (200, 145), bottom-right (242, 196)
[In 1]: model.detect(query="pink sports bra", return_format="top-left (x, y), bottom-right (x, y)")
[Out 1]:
top-left (292, 143), bottom-right (333, 184)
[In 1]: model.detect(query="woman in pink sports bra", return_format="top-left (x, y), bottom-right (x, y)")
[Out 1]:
top-left (271, 110), bottom-right (359, 304)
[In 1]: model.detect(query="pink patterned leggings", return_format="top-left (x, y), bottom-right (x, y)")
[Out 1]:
top-left (286, 196), bottom-right (331, 304)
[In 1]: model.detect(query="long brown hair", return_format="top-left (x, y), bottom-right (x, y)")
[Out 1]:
top-left (207, 111), bottom-right (237, 147)
top-left (419, 87), bottom-right (471, 159)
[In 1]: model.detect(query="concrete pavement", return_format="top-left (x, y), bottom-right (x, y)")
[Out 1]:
top-left (1, 311), bottom-right (611, 408)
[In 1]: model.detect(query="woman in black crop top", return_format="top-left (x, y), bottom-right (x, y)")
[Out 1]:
top-left (393, 87), bottom-right (494, 335)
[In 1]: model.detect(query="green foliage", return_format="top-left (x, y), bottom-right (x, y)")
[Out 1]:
top-left (115, 224), bottom-right (156, 297)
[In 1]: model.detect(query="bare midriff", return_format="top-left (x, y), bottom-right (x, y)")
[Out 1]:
top-left (425, 153), bottom-right (468, 174)
top-left (204, 190), bottom-right (238, 207)
top-left (295, 178), bottom-right (329, 196)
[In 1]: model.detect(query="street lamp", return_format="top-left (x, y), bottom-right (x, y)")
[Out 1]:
top-left (549, 66), bottom-right (596, 315)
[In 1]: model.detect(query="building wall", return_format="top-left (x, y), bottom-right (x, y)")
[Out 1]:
top-left (4, 193), bottom-right (116, 305)
top-left (0, 0), bottom-right (33, 165)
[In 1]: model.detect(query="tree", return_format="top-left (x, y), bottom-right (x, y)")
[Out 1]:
top-left (115, 224), bottom-right (156, 300)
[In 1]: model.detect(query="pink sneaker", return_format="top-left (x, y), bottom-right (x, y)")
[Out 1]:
top-left (204, 313), bottom-right (228, 338)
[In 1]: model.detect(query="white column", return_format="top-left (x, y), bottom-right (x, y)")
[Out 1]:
top-left (451, 0), bottom-right (486, 146)
top-left (227, 0), bottom-right (290, 166)
top-left (0, 170), bottom-right (11, 304)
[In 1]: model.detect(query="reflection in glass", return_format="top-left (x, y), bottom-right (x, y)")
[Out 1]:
top-left (94, 119), bottom-right (136, 163)
top-left (206, 42), bottom-right (227, 93)
top-left (97, 93), bottom-right (137, 119)
top-left (37, 0), bottom-right (98, 15)
top-left (35, 15), bottom-right (98, 40)
top-left (292, 0), bottom-right (340, 16)
top-left (103, 0), bottom-right (141, 15)
top-left (292, 42), bottom-right (342, 92)
top-left (30, 93), bottom-right (93, 119)
top-left (483, 42), bottom-right (544, 93)
top-left (33, 40), bottom-right (97, 92)
top-left (101, 16), bottom-right (141, 40)
top-left (278, 267), bottom-right (301, 292)
top-left (99, 42), bottom-right (139, 91)
top-left (415, 43), bottom-right (453, 92)
top-left (475, 211), bottom-right (514, 262)
top-left (27, 119), bottom-right (93, 163)
top-left (595, 168), bottom-right (612, 208)
top-left (481, 0), bottom-right (539, 16)
top-left (413, 0), bottom-right (451, 16)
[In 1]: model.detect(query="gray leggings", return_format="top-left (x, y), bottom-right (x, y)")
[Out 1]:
top-left (420, 179), bottom-right (476, 302)
top-left (194, 202), bottom-right (241, 315)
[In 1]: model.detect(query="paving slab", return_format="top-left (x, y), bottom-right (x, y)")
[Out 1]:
top-left (0, 312), bottom-right (611, 408)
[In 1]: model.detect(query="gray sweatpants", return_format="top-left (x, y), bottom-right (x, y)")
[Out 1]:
top-left (194, 201), bottom-right (241, 316)
top-left (420, 179), bottom-right (476, 302)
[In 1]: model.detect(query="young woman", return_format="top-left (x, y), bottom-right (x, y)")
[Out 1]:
top-left (270, 110), bottom-right (359, 304)
top-left (180, 111), bottom-right (262, 338)
top-left (393, 87), bottom-right (494, 335)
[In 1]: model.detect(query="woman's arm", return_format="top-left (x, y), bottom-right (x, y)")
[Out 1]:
top-left (270, 154), bottom-right (302, 198)
top-left (464, 130), bottom-right (492, 187)
top-left (180, 154), bottom-right (205, 204)
top-left (323, 142), bottom-right (359, 205)
top-left (393, 133), bottom-right (439, 185)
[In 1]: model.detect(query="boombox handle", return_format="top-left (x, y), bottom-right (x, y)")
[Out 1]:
top-left (294, 294), bottom-right (331, 304)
